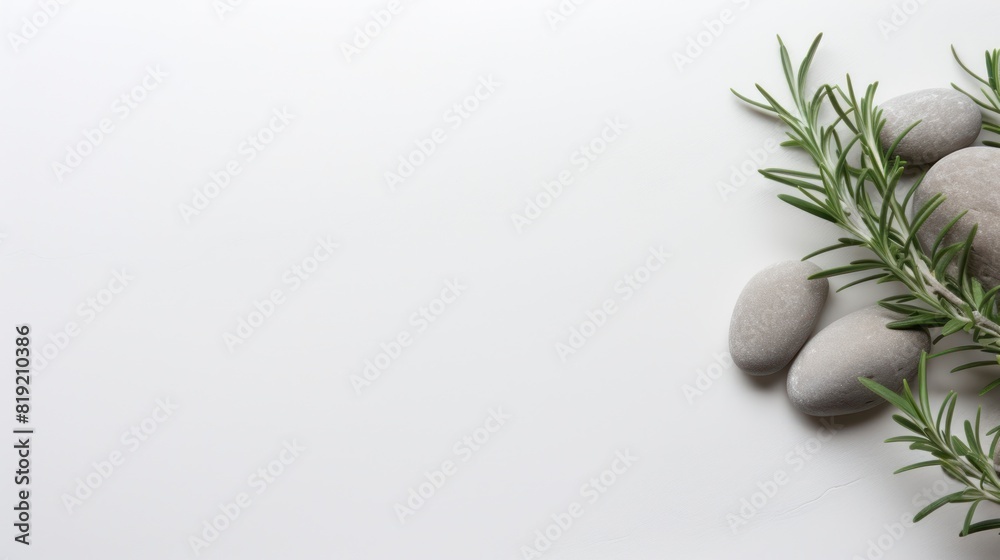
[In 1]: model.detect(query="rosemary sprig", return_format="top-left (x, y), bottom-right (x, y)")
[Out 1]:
top-left (734, 35), bottom-right (1000, 535)
top-left (732, 34), bottom-right (1000, 390)
top-left (860, 353), bottom-right (1000, 536)
top-left (952, 46), bottom-right (1000, 147)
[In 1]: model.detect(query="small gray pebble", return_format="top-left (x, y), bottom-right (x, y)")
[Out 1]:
top-left (729, 261), bottom-right (829, 376)
top-left (787, 305), bottom-right (930, 416)
top-left (879, 88), bottom-right (981, 166)
top-left (913, 147), bottom-right (1000, 288)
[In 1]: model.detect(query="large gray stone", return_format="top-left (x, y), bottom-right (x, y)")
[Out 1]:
top-left (787, 306), bottom-right (930, 416)
top-left (729, 261), bottom-right (829, 376)
top-left (879, 88), bottom-right (981, 165)
top-left (913, 147), bottom-right (1000, 288)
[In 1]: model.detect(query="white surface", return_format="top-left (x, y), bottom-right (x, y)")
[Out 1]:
top-left (2, 0), bottom-right (1000, 558)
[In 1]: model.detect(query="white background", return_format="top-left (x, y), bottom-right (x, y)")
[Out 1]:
top-left (2, 0), bottom-right (1000, 558)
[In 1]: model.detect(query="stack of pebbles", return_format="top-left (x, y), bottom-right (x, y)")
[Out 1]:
top-left (730, 88), bottom-right (993, 416)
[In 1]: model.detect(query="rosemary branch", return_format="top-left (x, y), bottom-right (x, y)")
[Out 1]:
top-left (861, 354), bottom-right (1000, 536)
top-left (952, 46), bottom-right (1000, 147)
top-left (733, 35), bottom-right (1000, 359)
top-left (734, 34), bottom-right (1000, 535)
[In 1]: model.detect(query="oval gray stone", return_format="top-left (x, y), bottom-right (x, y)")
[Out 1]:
top-left (787, 306), bottom-right (930, 416)
top-left (729, 261), bottom-right (829, 376)
top-left (879, 88), bottom-right (981, 165)
top-left (913, 147), bottom-right (1000, 288)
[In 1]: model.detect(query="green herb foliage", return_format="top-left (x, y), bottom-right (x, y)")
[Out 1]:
top-left (952, 46), bottom-right (1000, 147)
top-left (860, 353), bottom-right (1000, 536)
top-left (734, 34), bottom-right (1000, 535)
top-left (733, 34), bottom-right (1000, 387)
